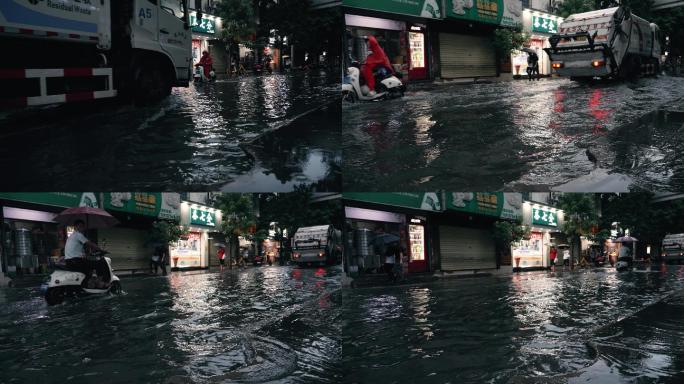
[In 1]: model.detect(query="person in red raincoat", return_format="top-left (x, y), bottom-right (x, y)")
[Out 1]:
top-left (361, 36), bottom-right (394, 95)
top-left (197, 50), bottom-right (213, 79)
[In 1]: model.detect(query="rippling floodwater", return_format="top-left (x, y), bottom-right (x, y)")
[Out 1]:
top-left (342, 76), bottom-right (684, 191)
top-left (0, 72), bottom-right (340, 191)
top-left (342, 266), bottom-right (684, 383)
top-left (0, 266), bottom-right (341, 383)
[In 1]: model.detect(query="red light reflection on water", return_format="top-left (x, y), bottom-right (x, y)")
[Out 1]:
top-left (589, 89), bottom-right (611, 135)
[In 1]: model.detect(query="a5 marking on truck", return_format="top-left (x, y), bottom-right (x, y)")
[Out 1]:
top-left (0, 0), bottom-right (192, 107)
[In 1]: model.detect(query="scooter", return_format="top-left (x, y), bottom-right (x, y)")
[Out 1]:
top-left (193, 65), bottom-right (216, 82)
top-left (342, 63), bottom-right (405, 102)
top-left (616, 257), bottom-right (633, 272)
top-left (42, 251), bottom-right (122, 305)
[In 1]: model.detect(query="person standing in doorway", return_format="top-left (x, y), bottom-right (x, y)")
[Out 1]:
top-left (217, 246), bottom-right (226, 272)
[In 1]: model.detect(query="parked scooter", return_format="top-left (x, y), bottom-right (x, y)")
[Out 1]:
top-left (42, 250), bottom-right (122, 305)
top-left (193, 65), bottom-right (216, 82)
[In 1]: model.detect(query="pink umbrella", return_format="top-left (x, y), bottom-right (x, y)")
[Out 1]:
top-left (54, 207), bottom-right (119, 229)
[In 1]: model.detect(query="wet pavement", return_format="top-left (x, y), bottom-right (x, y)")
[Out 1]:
top-left (0, 72), bottom-right (340, 191)
top-left (342, 76), bottom-right (684, 192)
top-left (0, 265), bottom-right (342, 383)
top-left (342, 265), bottom-right (684, 383)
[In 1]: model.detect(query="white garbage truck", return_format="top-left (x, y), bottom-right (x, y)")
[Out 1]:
top-left (0, 0), bottom-right (192, 107)
top-left (544, 6), bottom-right (661, 80)
top-left (291, 225), bottom-right (342, 267)
top-left (661, 233), bottom-right (684, 264)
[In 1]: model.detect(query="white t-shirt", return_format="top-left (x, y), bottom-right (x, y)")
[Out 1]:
top-left (65, 231), bottom-right (88, 259)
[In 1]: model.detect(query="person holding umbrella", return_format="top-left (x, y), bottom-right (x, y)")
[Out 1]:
top-left (64, 220), bottom-right (105, 287)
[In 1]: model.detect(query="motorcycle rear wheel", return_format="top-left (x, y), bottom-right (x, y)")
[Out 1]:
top-left (45, 287), bottom-right (65, 306)
top-left (109, 281), bottom-right (122, 295)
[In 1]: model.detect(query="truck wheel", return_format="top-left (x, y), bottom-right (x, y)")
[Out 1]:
top-left (134, 63), bottom-right (171, 105)
top-left (45, 287), bottom-right (65, 306)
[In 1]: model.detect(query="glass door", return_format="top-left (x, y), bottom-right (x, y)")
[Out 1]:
top-left (408, 224), bottom-right (427, 272)
top-left (408, 31), bottom-right (427, 80)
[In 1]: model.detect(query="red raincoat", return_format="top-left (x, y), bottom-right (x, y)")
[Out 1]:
top-left (361, 36), bottom-right (394, 92)
top-left (198, 52), bottom-right (213, 78)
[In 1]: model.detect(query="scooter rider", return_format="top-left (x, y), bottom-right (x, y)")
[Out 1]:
top-left (197, 50), bottom-right (213, 80)
top-left (65, 220), bottom-right (104, 287)
top-left (361, 36), bottom-right (395, 96)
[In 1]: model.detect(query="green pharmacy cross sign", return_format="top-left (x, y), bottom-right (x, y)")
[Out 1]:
top-left (532, 15), bottom-right (558, 34)
top-left (532, 207), bottom-right (558, 227)
top-left (190, 14), bottom-right (216, 35)
top-left (191, 208), bottom-right (215, 227)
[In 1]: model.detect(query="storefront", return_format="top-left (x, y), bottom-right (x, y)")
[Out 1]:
top-left (190, 11), bottom-right (226, 74)
top-left (438, 0), bottom-right (522, 78)
top-left (0, 193), bottom-right (99, 278)
top-left (344, 0), bottom-right (443, 81)
top-left (512, 9), bottom-right (564, 76)
top-left (343, 192), bottom-right (441, 276)
top-left (101, 193), bottom-right (181, 271)
top-left (173, 201), bottom-right (222, 270)
top-left (516, 200), bottom-right (565, 270)
top-left (438, 192), bottom-right (523, 271)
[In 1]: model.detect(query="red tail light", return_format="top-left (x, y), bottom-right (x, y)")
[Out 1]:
top-left (318, 252), bottom-right (325, 258)
top-left (293, 252), bottom-right (300, 259)
top-left (592, 60), bottom-right (605, 67)
top-left (552, 62), bottom-right (564, 69)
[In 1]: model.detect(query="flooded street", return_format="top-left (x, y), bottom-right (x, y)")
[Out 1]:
top-left (342, 76), bottom-right (684, 191)
top-left (0, 73), bottom-right (340, 191)
top-left (342, 266), bottom-right (684, 383)
top-left (0, 265), bottom-right (342, 383)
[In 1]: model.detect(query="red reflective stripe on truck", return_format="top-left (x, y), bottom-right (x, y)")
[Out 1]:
top-left (46, 31), bottom-right (59, 37)
top-left (68, 34), bottom-right (80, 39)
top-left (63, 68), bottom-right (93, 77)
top-left (0, 69), bottom-right (26, 79)
top-left (65, 92), bottom-right (95, 102)
top-left (19, 29), bottom-right (33, 35)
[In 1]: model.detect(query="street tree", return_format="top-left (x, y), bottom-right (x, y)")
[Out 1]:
top-left (214, 193), bottom-right (258, 268)
top-left (556, 0), bottom-right (595, 18)
top-left (492, 220), bottom-right (530, 269)
top-left (257, 186), bottom-right (343, 242)
top-left (492, 27), bottom-right (529, 66)
top-left (216, 0), bottom-right (258, 70)
top-left (557, 193), bottom-right (600, 266)
top-left (147, 220), bottom-right (188, 248)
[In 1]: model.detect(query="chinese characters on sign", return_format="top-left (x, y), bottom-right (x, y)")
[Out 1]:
top-left (190, 14), bottom-right (216, 34)
top-left (532, 15), bottom-right (558, 34)
top-left (532, 207), bottom-right (558, 227)
top-left (190, 208), bottom-right (215, 227)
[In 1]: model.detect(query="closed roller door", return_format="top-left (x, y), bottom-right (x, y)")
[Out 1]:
top-left (440, 33), bottom-right (497, 78)
top-left (439, 226), bottom-right (496, 271)
top-left (98, 228), bottom-right (149, 270)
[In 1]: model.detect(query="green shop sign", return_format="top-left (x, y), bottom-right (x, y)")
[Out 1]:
top-left (104, 192), bottom-right (162, 217)
top-left (343, 0), bottom-right (443, 19)
top-left (190, 14), bottom-right (216, 35)
top-left (0, 192), bottom-right (98, 208)
top-left (532, 15), bottom-right (559, 34)
top-left (532, 207), bottom-right (558, 227)
top-left (190, 207), bottom-right (216, 227)
top-left (446, 0), bottom-right (521, 27)
top-left (446, 192), bottom-right (522, 220)
top-left (343, 192), bottom-right (443, 211)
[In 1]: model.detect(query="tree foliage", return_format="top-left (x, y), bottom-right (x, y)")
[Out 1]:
top-left (493, 27), bottom-right (529, 57)
top-left (147, 220), bottom-right (188, 247)
top-left (492, 221), bottom-right (530, 249)
top-left (556, 0), bottom-right (595, 18)
top-left (214, 193), bottom-right (257, 263)
top-left (257, 186), bottom-right (343, 240)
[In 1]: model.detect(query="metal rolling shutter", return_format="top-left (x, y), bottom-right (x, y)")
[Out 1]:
top-left (439, 226), bottom-right (496, 271)
top-left (98, 228), bottom-right (149, 270)
top-left (439, 33), bottom-right (497, 78)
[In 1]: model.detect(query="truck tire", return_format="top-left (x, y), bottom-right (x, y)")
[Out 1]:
top-left (134, 61), bottom-right (172, 105)
top-left (45, 287), bottom-right (65, 306)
